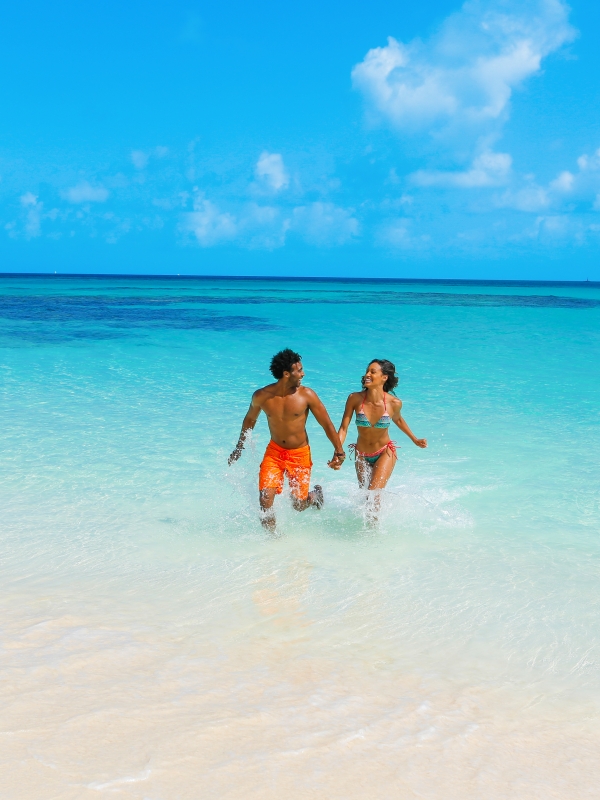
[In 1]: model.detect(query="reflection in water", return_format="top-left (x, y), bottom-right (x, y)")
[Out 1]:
top-left (1, 276), bottom-right (600, 797)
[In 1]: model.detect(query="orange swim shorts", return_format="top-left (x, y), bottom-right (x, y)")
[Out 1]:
top-left (259, 440), bottom-right (313, 500)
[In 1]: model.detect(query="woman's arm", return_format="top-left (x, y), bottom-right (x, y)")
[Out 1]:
top-left (337, 394), bottom-right (357, 447)
top-left (391, 399), bottom-right (427, 448)
top-left (305, 389), bottom-right (345, 467)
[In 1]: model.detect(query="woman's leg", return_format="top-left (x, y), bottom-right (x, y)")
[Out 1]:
top-left (355, 456), bottom-right (372, 488)
top-left (366, 449), bottom-right (397, 523)
top-left (368, 448), bottom-right (397, 490)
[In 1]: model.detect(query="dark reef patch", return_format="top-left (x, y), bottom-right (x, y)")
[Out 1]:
top-left (0, 295), bottom-right (278, 344)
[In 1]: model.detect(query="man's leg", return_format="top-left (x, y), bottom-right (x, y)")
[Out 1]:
top-left (259, 488), bottom-right (278, 533)
top-left (291, 487), bottom-right (323, 512)
top-left (258, 446), bottom-right (284, 533)
top-left (289, 466), bottom-right (323, 512)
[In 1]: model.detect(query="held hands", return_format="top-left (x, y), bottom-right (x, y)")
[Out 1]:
top-left (328, 451), bottom-right (346, 470)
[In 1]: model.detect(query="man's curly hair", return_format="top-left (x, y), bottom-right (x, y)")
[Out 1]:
top-left (270, 348), bottom-right (302, 379)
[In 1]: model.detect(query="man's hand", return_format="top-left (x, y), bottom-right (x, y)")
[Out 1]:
top-left (327, 451), bottom-right (346, 470)
top-left (228, 447), bottom-right (242, 465)
top-left (413, 438), bottom-right (428, 448)
top-left (229, 400), bottom-right (261, 466)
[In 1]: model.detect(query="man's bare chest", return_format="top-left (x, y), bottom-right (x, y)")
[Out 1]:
top-left (262, 398), bottom-right (308, 421)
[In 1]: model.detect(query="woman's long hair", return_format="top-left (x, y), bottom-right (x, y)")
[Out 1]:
top-left (362, 359), bottom-right (399, 394)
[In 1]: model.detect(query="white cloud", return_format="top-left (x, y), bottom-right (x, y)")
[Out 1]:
top-left (564, 147), bottom-right (600, 206)
top-left (412, 149), bottom-right (512, 187)
top-left (577, 148), bottom-right (600, 172)
top-left (255, 152), bottom-right (289, 192)
top-left (180, 196), bottom-right (290, 249)
top-left (180, 199), bottom-right (288, 249)
top-left (378, 218), bottom-right (431, 249)
top-left (291, 202), bottom-right (359, 245)
top-left (19, 192), bottom-right (43, 238)
top-left (485, 144), bottom-right (600, 213)
top-left (540, 214), bottom-right (569, 234)
top-left (508, 146), bottom-right (600, 212)
top-left (497, 185), bottom-right (550, 211)
top-left (131, 151), bottom-right (149, 170)
top-left (530, 214), bottom-right (581, 241)
top-left (179, 195), bottom-right (358, 249)
top-left (64, 182), bottom-right (109, 203)
top-left (243, 204), bottom-right (290, 249)
top-left (549, 170), bottom-right (574, 192)
top-left (180, 198), bottom-right (237, 246)
top-left (131, 147), bottom-right (168, 170)
top-left (352, 0), bottom-right (575, 141)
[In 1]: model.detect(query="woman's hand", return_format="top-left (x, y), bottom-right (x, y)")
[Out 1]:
top-left (413, 438), bottom-right (427, 448)
top-left (328, 451), bottom-right (346, 470)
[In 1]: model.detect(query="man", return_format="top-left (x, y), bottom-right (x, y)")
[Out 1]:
top-left (228, 348), bottom-right (345, 531)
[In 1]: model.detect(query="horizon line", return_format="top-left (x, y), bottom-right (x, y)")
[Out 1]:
top-left (0, 272), bottom-right (599, 287)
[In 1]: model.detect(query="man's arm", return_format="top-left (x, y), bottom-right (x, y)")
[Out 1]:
top-left (228, 393), bottom-right (262, 465)
top-left (305, 389), bottom-right (346, 470)
top-left (391, 399), bottom-right (427, 448)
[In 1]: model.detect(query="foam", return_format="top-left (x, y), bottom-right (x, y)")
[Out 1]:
top-left (1, 276), bottom-right (600, 796)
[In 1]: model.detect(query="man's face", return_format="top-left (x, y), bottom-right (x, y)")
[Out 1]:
top-left (286, 361), bottom-right (304, 386)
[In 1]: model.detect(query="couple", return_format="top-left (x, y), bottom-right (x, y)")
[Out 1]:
top-left (228, 348), bottom-right (427, 531)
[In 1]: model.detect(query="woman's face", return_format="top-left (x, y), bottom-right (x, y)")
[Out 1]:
top-left (363, 362), bottom-right (386, 389)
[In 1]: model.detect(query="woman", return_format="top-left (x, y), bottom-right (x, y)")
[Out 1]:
top-left (338, 359), bottom-right (427, 509)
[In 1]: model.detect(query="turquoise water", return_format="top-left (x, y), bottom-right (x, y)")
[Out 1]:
top-left (1, 275), bottom-right (600, 798)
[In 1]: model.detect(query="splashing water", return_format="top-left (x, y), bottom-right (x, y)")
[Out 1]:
top-left (1, 275), bottom-right (599, 798)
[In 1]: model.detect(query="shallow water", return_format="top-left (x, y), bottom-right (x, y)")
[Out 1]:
top-left (1, 275), bottom-right (599, 798)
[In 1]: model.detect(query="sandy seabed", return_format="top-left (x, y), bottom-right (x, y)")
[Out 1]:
top-left (2, 585), bottom-right (598, 800)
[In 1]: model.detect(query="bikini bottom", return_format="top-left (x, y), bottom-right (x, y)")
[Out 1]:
top-left (349, 440), bottom-right (397, 465)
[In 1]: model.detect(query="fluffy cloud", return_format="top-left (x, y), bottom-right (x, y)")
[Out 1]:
top-left (64, 182), bottom-right (109, 203)
top-left (498, 145), bottom-right (600, 212)
top-left (549, 170), bottom-right (574, 192)
top-left (131, 147), bottom-right (169, 170)
top-left (180, 195), bottom-right (291, 249)
top-left (378, 218), bottom-right (430, 250)
top-left (577, 149), bottom-right (600, 172)
top-left (255, 152), bottom-right (289, 192)
top-left (20, 192), bottom-right (38, 207)
top-left (131, 151), bottom-right (149, 170)
top-left (412, 149), bottom-right (512, 187)
top-left (180, 196), bottom-right (358, 248)
top-left (291, 202), bottom-right (359, 245)
top-left (180, 198), bottom-right (237, 246)
top-left (546, 147), bottom-right (600, 205)
top-left (19, 193), bottom-right (43, 238)
top-left (5, 193), bottom-right (61, 239)
top-left (497, 185), bottom-right (550, 212)
top-left (243, 203), bottom-right (290, 249)
top-left (352, 0), bottom-right (575, 142)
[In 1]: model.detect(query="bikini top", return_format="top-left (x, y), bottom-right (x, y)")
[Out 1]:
top-left (355, 391), bottom-right (392, 429)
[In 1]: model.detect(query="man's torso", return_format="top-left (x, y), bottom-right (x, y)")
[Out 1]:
top-left (255, 384), bottom-right (312, 449)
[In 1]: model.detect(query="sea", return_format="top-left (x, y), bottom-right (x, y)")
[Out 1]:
top-left (1, 274), bottom-right (599, 799)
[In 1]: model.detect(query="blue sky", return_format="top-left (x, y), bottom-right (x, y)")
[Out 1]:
top-left (1, 0), bottom-right (600, 278)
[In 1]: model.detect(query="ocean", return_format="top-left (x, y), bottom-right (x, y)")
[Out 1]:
top-left (1, 274), bottom-right (599, 798)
